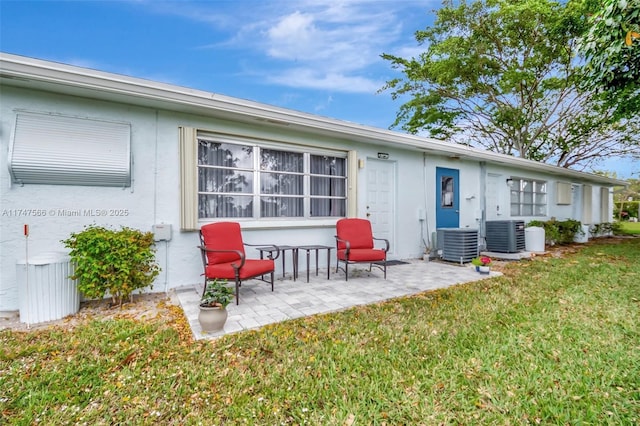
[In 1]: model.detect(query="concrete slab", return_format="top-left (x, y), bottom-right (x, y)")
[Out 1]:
top-left (480, 251), bottom-right (534, 260)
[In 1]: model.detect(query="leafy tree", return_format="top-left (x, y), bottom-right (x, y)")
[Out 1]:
top-left (381, 0), bottom-right (639, 170)
top-left (614, 177), bottom-right (640, 201)
top-left (579, 0), bottom-right (640, 119)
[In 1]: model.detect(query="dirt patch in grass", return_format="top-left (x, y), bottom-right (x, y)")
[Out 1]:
top-left (0, 291), bottom-right (182, 333)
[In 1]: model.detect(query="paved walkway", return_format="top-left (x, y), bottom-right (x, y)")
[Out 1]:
top-left (175, 260), bottom-right (500, 340)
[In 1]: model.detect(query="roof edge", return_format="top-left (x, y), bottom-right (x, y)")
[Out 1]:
top-left (0, 52), bottom-right (627, 187)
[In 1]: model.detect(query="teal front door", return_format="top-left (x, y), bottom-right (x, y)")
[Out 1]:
top-left (436, 167), bottom-right (460, 228)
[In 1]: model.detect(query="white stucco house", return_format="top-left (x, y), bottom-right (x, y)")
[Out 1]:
top-left (0, 52), bottom-right (625, 314)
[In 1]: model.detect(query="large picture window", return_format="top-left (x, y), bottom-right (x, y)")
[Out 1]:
top-left (196, 137), bottom-right (347, 220)
top-left (510, 178), bottom-right (547, 216)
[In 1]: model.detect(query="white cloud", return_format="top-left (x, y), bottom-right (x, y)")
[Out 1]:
top-left (394, 45), bottom-right (429, 60)
top-left (266, 11), bottom-right (317, 60)
top-left (314, 95), bottom-right (334, 112)
top-left (143, 0), bottom-right (437, 94)
top-left (261, 3), bottom-right (402, 74)
top-left (268, 68), bottom-right (382, 93)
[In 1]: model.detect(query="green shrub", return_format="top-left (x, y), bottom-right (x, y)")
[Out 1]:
top-left (555, 219), bottom-right (583, 244)
top-left (525, 220), bottom-right (545, 228)
top-left (62, 225), bottom-right (160, 306)
top-left (613, 200), bottom-right (639, 220)
top-left (526, 219), bottom-right (583, 245)
top-left (589, 222), bottom-right (621, 237)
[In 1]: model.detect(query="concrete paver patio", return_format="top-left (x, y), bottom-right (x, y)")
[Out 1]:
top-left (175, 259), bottom-right (500, 340)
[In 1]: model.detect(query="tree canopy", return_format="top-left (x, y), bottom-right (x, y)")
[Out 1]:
top-left (579, 0), bottom-right (640, 119)
top-left (381, 0), bottom-right (639, 170)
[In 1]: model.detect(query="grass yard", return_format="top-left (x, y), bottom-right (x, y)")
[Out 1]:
top-left (618, 221), bottom-right (640, 235)
top-left (1, 238), bottom-right (639, 425)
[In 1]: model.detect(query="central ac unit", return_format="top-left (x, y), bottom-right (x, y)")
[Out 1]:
top-left (486, 220), bottom-right (525, 253)
top-left (437, 228), bottom-right (479, 263)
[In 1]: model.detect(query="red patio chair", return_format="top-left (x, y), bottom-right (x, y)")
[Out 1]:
top-left (335, 218), bottom-right (389, 281)
top-left (199, 222), bottom-right (279, 305)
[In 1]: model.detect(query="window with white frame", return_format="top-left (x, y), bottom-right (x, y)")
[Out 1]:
top-left (197, 137), bottom-right (347, 219)
top-left (510, 178), bottom-right (547, 216)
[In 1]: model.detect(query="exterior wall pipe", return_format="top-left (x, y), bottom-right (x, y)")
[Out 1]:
top-left (422, 153), bottom-right (432, 254)
top-left (479, 161), bottom-right (487, 250)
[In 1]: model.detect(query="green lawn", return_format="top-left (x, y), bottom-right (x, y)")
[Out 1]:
top-left (618, 221), bottom-right (640, 235)
top-left (2, 238), bottom-right (639, 425)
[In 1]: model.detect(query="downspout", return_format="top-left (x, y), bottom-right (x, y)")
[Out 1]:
top-left (347, 150), bottom-right (358, 217)
top-left (422, 153), bottom-right (432, 256)
top-left (153, 110), bottom-right (169, 293)
top-left (479, 161), bottom-right (487, 250)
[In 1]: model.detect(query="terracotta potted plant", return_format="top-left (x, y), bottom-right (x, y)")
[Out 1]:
top-left (198, 279), bottom-right (234, 333)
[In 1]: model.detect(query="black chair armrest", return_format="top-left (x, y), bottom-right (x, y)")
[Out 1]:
top-left (244, 242), bottom-right (281, 260)
top-left (198, 246), bottom-right (246, 269)
top-left (372, 237), bottom-right (390, 252)
top-left (335, 236), bottom-right (351, 254)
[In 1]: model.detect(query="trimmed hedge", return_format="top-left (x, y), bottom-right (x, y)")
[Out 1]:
top-left (63, 225), bottom-right (160, 306)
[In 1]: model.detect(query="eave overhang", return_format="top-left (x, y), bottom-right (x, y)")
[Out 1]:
top-left (0, 52), bottom-right (627, 187)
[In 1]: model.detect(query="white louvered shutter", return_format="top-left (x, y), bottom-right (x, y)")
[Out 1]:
top-left (9, 112), bottom-right (131, 187)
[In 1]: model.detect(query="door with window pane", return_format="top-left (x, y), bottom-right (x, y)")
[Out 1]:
top-left (436, 167), bottom-right (460, 228)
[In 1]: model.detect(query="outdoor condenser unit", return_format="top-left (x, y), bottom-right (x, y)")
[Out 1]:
top-left (485, 220), bottom-right (526, 253)
top-left (438, 228), bottom-right (479, 263)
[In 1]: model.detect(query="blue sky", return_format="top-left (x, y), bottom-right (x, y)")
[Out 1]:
top-left (0, 0), bottom-right (636, 179)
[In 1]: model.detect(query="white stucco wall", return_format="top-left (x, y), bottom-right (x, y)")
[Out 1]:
top-left (0, 84), bottom-right (616, 313)
top-left (0, 86), bottom-right (429, 311)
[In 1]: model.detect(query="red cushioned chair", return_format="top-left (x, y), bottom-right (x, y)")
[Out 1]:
top-left (335, 218), bottom-right (389, 281)
top-left (199, 222), bottom-right (279, 305)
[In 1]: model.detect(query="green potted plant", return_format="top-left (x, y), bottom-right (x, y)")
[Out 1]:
top-left (471, 256), bottom-right (492, 274)
top-left (198, 279), bottom-right (234, 333)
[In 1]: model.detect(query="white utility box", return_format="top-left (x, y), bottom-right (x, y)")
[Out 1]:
top-left (525, 226), bottom-right (545, 253)
top-left (574, 224), bottom-right (590, 243)
top-left (17, 252), bottom-right (80, 324)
